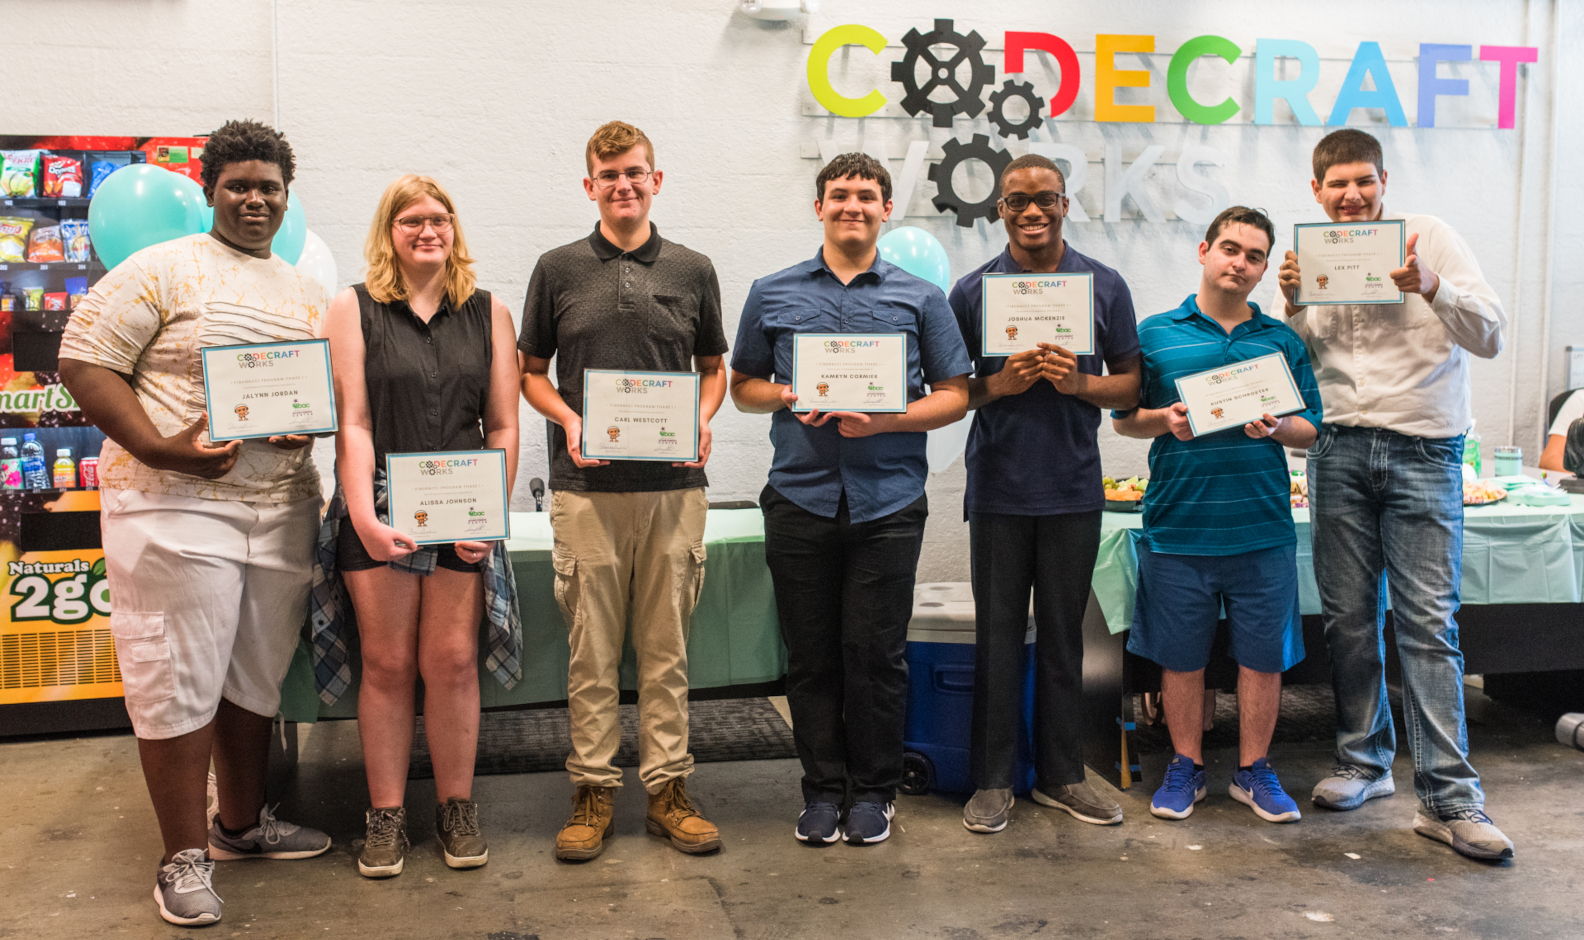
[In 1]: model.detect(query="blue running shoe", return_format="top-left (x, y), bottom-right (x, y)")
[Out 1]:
top-left (843, 801), bottom-right (895, 845)
top-left (1150, 754), bottom-right (1207, 820)
top-left (1230, 757), bottom-right (1302, 823)
top-left (795, 800), bottom-right (842, 844)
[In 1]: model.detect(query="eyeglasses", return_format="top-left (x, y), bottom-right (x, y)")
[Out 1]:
top-left (394, 213), bottom-right (453, 233)
top-left (593, 168), bottom-right (653, 187)
top-left (1000, 191), bottom-right (1067, 212)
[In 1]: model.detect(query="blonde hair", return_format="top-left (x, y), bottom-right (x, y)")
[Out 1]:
top-left (585, 121), bottom-right (655, 175)
top-left (363, 174), bottom-right (477, 307)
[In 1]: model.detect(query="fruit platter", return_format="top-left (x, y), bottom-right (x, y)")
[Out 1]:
top-left (1463, 480), bottom-right (1507, 506)
top-left (1103, 476), bottom-right (1146, 512)
top-left (1290, 472), bottom-right (1308, 509)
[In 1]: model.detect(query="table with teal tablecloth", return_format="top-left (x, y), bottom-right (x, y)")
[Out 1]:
top-left (1091, 496), bottom-right (1584, 634)
top-left (1078, 495), bottom-right (1584, 790)
top-left (277, 509), bottom-right (784, 722)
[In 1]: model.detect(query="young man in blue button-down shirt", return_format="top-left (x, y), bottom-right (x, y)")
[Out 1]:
top-left (1113, 207), bottom-right (1321, 826)
top-left (730, 153), bottom-right (972, 846)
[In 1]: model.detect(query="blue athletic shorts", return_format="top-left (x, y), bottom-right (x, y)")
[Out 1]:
top-left (1127, 540), bottom-right (1304, 674)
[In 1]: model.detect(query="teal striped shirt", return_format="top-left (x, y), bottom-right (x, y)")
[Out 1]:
top-left (1117, 295), bottom-right (1322, 556)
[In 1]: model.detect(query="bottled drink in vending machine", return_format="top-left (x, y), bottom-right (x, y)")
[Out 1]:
top-left (53, 448), bottom-right (76, 489)
top-left (20, 433), bottom-right (48, 490)
top-left (0, 437), bottom-right (20, 490)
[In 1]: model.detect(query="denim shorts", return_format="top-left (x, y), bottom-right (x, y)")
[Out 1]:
top-left (1128, 540), bottom-right (1305, 674)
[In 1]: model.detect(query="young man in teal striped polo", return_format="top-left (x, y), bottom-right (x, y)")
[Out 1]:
top-left (1112, 207), bottom-right (1322, 823)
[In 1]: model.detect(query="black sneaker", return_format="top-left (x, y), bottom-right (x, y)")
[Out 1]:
top-left (794, 800), bottom-right (841, 844)
top-left (844, 801), bottom-right (895, 845)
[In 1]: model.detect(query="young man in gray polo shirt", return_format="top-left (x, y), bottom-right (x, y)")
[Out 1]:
top-left (520, 121), bottom-right (728, 861)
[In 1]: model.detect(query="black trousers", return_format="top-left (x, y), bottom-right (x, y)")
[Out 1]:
top-left (761, 485), bottom-right (927, 804)
top-left (968, 509), bottom-right (1102, 791)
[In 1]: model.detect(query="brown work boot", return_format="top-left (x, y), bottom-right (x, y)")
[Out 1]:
top-left (646, 778), bottom-right (722, 854)
top-left (555, 786), bottom-right (615, 861)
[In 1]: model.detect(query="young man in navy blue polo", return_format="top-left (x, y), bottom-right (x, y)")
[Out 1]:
top-left (1113, 207), bottom-right (1322, 824)
top-left (730, 153), bottom-right (972, 846)
top-left (948, 154), bottom-right (1142, 834)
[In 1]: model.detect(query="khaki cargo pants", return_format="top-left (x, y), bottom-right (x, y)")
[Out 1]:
top-left (550, 487), bottom-right (708, 793)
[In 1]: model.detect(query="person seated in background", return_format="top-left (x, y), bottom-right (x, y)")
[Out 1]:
top-left (1112, 206), bottom-right (1321, 825)
top-left (1538, 388), bottom-right (1583, 474)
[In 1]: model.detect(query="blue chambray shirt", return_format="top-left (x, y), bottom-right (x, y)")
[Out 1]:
top-left (732, 248), bottom-right (973, 523)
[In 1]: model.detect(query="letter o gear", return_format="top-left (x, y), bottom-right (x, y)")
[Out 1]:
top-left (929, 135), bottom-right (1013, 228)
top-left (987, 80), bottom-right (1045, 140)
top-left (890, 19), bottom-right (996, 128)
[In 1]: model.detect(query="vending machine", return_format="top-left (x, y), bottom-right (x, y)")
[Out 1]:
top-left (0, 134), bottom-right (207, 735)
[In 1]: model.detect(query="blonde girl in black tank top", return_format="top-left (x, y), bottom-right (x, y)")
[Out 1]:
top-left (324, 175), bottom-right (520, 877)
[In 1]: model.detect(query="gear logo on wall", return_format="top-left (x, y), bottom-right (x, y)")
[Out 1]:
top-left (987, 80), bottom-right (1045, 140)
top-left (891, 19), bottom-right (996, 128)
top-left (929, 135), bottom-right (1013, 228)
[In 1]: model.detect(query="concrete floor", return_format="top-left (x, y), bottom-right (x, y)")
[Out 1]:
top-left (3, 687), bottom-right (1580, 940)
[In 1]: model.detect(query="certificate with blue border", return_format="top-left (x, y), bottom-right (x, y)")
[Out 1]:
top-left (201, 338), bottom-right (337, 442)
top-left (1174, 353), bottom-right (1306, 437)
top-left (980, 272), bottom-right (1095, 356)
top-left (385, 449), bottom-right (511, 545)
top-left (790, 333), bottom-right (908, 413)
top-left (1293, 219), bottom-right (1405, 306)
top-left (580, 369), bottom-right (701, 462)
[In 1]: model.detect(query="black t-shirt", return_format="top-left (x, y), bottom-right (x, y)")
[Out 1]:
top-left (519, 223), bottom-right (728, 492)
top-left (357, 284), bottom-right (491, 464)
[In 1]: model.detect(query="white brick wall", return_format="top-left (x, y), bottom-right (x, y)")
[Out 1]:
top-left (9, 0), bottom-right (1578, 581)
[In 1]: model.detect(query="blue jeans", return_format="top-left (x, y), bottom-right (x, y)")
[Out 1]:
top-left (1307, 424), bottom-right (1483, 814)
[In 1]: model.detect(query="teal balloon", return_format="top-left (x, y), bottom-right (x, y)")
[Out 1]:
top-left (87, 165), bottom-right (208, 269)
top-left (198, 201), bottom-right (213, 233)
top-left (270, 191), bottom-right (306, 265)
top-left (878, 225), bottom-right (951, 295)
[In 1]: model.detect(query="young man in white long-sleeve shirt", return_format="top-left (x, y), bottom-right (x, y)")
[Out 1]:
top-left (1277, 129), bottom-right (1512, 861)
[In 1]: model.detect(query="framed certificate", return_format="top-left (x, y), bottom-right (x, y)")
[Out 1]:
top-left (1174, 353), bottom-right (1307, 437)
top-left (790, 333), bottom-right (908, 413)
top-left (201, 338), bottom-right (337, 442)
top-left (581, 369), bottom-right (700, 462)
top-left (980, 272), bottom-right (1095, 356)
top-left (1293, 220), bottom-right (1406, 306)
top-left (385, 449), bottom-right (511, 545)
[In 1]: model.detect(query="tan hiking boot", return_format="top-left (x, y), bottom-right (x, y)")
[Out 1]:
top-left (646, 778), bottom-right (722, 854)
top-left (555, 786), bottom-right (615, 861)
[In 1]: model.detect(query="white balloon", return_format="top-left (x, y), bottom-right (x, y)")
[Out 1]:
top-left (926, 414), bottom-right (972, 475)
top-left (295, 230), bottom-right (339, 298)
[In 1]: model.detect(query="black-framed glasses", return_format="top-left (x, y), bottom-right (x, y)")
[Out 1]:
top-left (394, 213), bottom-right (453, 233)
top-left (593, 168), bottom-right (653, 187)
top-left (1000, 191), bottom-right (1067, 212)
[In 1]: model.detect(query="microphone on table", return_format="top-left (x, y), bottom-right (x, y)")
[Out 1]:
top-left (529, 477), bottom-right (545, 512)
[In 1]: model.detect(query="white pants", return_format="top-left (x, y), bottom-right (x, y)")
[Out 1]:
top-left (101, 489), bottom-right (319, 740)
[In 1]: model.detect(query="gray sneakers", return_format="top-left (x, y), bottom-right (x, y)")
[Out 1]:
top-left (1031, 781), bottom-right (1124, 825)
top-left (154, 848), bottom-right (222, 926)
top-left (207, 804), bottom-right (332, 861)
top-left (1414, 809), bottom-right (1515, 860)
top-left (1311, 764), bottom-right (1396, 810)
top-left (358, 807), bottom-right (410, 878)
top-left (962, 788), bottom-right (1013, 833)
top-left (436, 798), bottom-right (489, 869)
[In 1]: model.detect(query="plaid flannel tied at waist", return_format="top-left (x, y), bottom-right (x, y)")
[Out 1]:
top-left (308, 469), bottom-right (523, 704)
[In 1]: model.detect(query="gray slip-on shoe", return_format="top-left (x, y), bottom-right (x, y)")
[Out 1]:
top-left (1414, 809), bottom-right (1514, 860)
top-left (1311, 764), bottom-right (1395, 811)
top-left (154, 848), bottom-right (222, 926)
top-left (1032, 781), bottom-right (1124, 825)
top-left (962, 788), bottom-right (1013, 833)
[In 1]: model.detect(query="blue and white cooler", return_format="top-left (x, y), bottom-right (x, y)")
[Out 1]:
top-left (901, 582), bottom-right (1037, 795)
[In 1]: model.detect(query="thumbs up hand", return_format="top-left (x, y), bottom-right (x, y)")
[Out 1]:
top-left (1391, 232), bottom-right (1440, 302)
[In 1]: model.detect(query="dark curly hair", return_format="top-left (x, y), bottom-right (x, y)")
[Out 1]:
top-left (199, 119), bottom-right (296, 191)
top-left (815, 152), bottom-right (891, 203)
